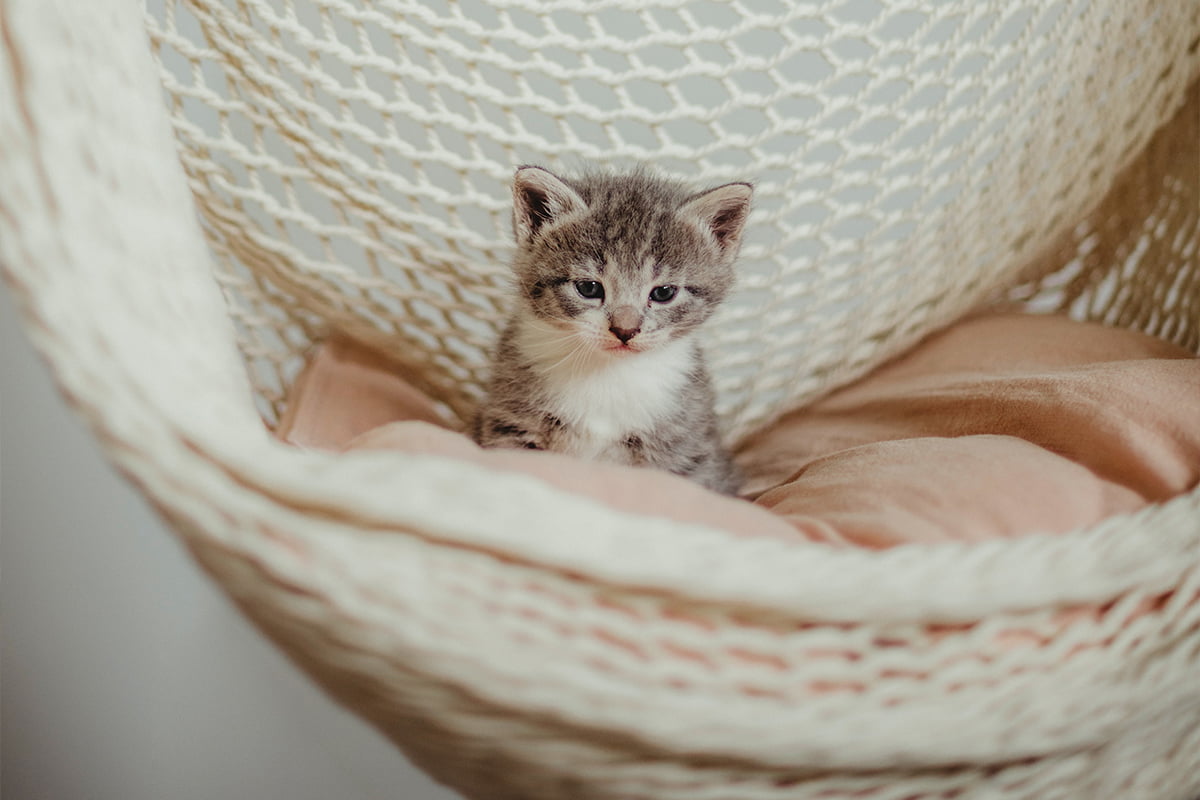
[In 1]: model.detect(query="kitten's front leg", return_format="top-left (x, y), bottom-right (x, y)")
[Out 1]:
top-left (473, 409), bottom-right (545, 451)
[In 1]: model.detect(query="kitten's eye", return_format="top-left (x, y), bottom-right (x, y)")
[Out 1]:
top-left (649, 285), bottom-right (678, 303)
top-left (575, 280), bottom-right (604, 300)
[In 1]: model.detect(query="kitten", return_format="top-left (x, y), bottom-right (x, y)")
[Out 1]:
top-left (472, 165), bottom-right (751, 495)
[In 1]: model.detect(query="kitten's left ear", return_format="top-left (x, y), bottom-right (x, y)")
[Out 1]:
top-left (681, 182), bottom-right (753, 257)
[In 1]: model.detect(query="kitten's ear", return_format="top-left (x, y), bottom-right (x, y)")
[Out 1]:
top-left (512, 166), bottom-right (587, 245)
top-left (681, 182), bottom-right (753, 257)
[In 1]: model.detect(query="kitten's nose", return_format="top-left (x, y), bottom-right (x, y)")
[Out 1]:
top-left (608, 306), bottom-right (642, 344)
top-left (610, 326), bottom-right (638, 344)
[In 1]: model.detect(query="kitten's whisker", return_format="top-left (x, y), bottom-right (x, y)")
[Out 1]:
top-left (565, 338), bottom-right (597, 379)
top-left (541, 331), bottom-right (591, 375)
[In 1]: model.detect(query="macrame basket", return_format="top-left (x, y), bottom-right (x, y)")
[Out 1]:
top-left (3, 0), bottom-right (1199, 797)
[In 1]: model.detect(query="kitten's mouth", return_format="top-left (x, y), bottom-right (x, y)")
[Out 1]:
top-left (602, 341), bottom-right (643, 354)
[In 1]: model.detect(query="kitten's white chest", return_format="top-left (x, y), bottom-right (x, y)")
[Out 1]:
top-left (550, 351), bottom-right (686, 458)
top-left (519, 326), bottom-right (693, 461)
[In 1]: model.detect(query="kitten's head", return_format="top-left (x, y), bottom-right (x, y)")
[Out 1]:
top-left (509, 166), bottom-right (751, 356)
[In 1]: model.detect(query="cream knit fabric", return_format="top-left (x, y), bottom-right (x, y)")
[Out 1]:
top-left (1, 1), bottom-right (1198, 797)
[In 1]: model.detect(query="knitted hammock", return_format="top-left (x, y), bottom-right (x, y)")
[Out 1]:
top-left (3, 0), bottom-right (1199, 797)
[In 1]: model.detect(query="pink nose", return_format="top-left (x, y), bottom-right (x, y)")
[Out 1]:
top-left (610, 325), bottom-right (639, 344)
top-left (608, 306), bottom-right (642, 343)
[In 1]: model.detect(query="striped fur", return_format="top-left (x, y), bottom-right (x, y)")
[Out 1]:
top-left (473, 166), bottom-right (751, 495)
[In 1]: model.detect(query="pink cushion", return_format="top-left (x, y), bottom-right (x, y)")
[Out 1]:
top-left (278, 315), bottom-right (1200, 547)
top-left (735, 314), bottom-right (1200, 546)
top-left (279, 337), bottom-right (799, 541)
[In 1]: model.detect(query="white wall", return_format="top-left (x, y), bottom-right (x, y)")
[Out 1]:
top-left (1, 282), bottom-right (459, 799)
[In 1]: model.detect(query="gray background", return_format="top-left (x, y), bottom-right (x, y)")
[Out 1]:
top-left (2, 279), bottom-right (459, 799)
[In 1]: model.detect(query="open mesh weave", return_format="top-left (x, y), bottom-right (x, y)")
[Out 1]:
top-left (146, 0), bottom-right (1200, 438)
top-left (2, 0), bottom-right (1198, 798)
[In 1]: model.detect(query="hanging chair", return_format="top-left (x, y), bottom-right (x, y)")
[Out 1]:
top-left (3, 0), bottom-right (1200, 797)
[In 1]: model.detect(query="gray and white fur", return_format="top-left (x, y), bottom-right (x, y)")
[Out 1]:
top-left (472, 166), bottom-right (751, 495)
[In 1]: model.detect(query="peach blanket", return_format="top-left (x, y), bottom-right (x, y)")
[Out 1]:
top-left (279, 314), bottom-right (1200, 546)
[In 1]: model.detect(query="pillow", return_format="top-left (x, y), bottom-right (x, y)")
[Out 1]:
top-left (277, 314), bottom-right (1200, 547)
top-left (735, 314), bottom-right (1200, 546)
top-left (278, 337), bottom-right (800, 540)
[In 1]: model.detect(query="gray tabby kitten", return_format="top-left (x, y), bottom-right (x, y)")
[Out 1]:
top-left (472, 166), bottom-right (751, 495)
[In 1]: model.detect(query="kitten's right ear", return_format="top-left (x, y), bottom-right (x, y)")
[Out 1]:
top-left (512, 166), bottom-right (587, 245)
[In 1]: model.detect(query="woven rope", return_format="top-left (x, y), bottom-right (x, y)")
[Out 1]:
top-left (146, 0), bottom-right (1200, 436)
top-left (2, 0), bottom-right (1199, 797)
